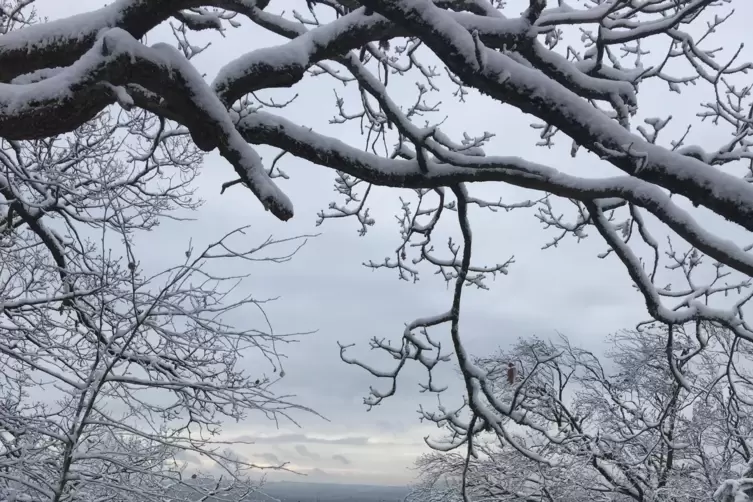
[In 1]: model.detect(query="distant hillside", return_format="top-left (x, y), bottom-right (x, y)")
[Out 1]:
top-left (257, 481), bottom-right (409, 502)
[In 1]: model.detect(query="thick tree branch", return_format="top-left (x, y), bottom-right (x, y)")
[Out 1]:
top-left (361, 0), bottom-right (753, 235)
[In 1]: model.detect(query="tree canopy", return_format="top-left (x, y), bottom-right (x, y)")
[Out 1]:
top-left (2, 0), bottom-right (753, 500)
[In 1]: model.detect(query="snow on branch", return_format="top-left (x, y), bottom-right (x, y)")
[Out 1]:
top-left (3, 1), bottom-right (753, 500)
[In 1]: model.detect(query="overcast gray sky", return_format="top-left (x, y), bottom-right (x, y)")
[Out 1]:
top-left (35, 0), bottom-right (753, 487)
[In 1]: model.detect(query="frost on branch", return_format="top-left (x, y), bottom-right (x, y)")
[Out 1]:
top-left (0, 97), bottom-right (314, 500)
top-left (0, 4), bottom-right (318, 501)
top-left (409, 325), bottom-right (753, 501)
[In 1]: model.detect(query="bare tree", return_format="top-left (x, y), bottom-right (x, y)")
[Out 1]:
top-left (0, 2), bottom-right (317, 502)
top-left (2, 0), bottom-right (753, 499)
top-left (409, 324), bottom-right (753, 502)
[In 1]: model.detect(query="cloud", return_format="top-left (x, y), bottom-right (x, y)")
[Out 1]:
top-left (255, 452), bottom-right (280, 464)
top-left (375, 420), bottom-right (407, 434)
top-left (332, 454), bottom-right (351, 465)
top-left (295, 444), bottom-right (320, 459)
top-left (232, 433), bottom-right (372, 446)
top-left (174, 450), bottom-right (202, 465)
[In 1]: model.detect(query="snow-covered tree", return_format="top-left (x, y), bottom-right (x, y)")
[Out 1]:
top-left (408, 324), bottom-right (753, 502)
top-left (0, 2), bottom-right (315, 501)
top-left (2, 0), bottom-right (753, 499)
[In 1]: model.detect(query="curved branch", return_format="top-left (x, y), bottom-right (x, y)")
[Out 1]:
top-left (238, 112), bottom-right (753, 277)
top-left (0, 0), bottom-right (271, 83)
